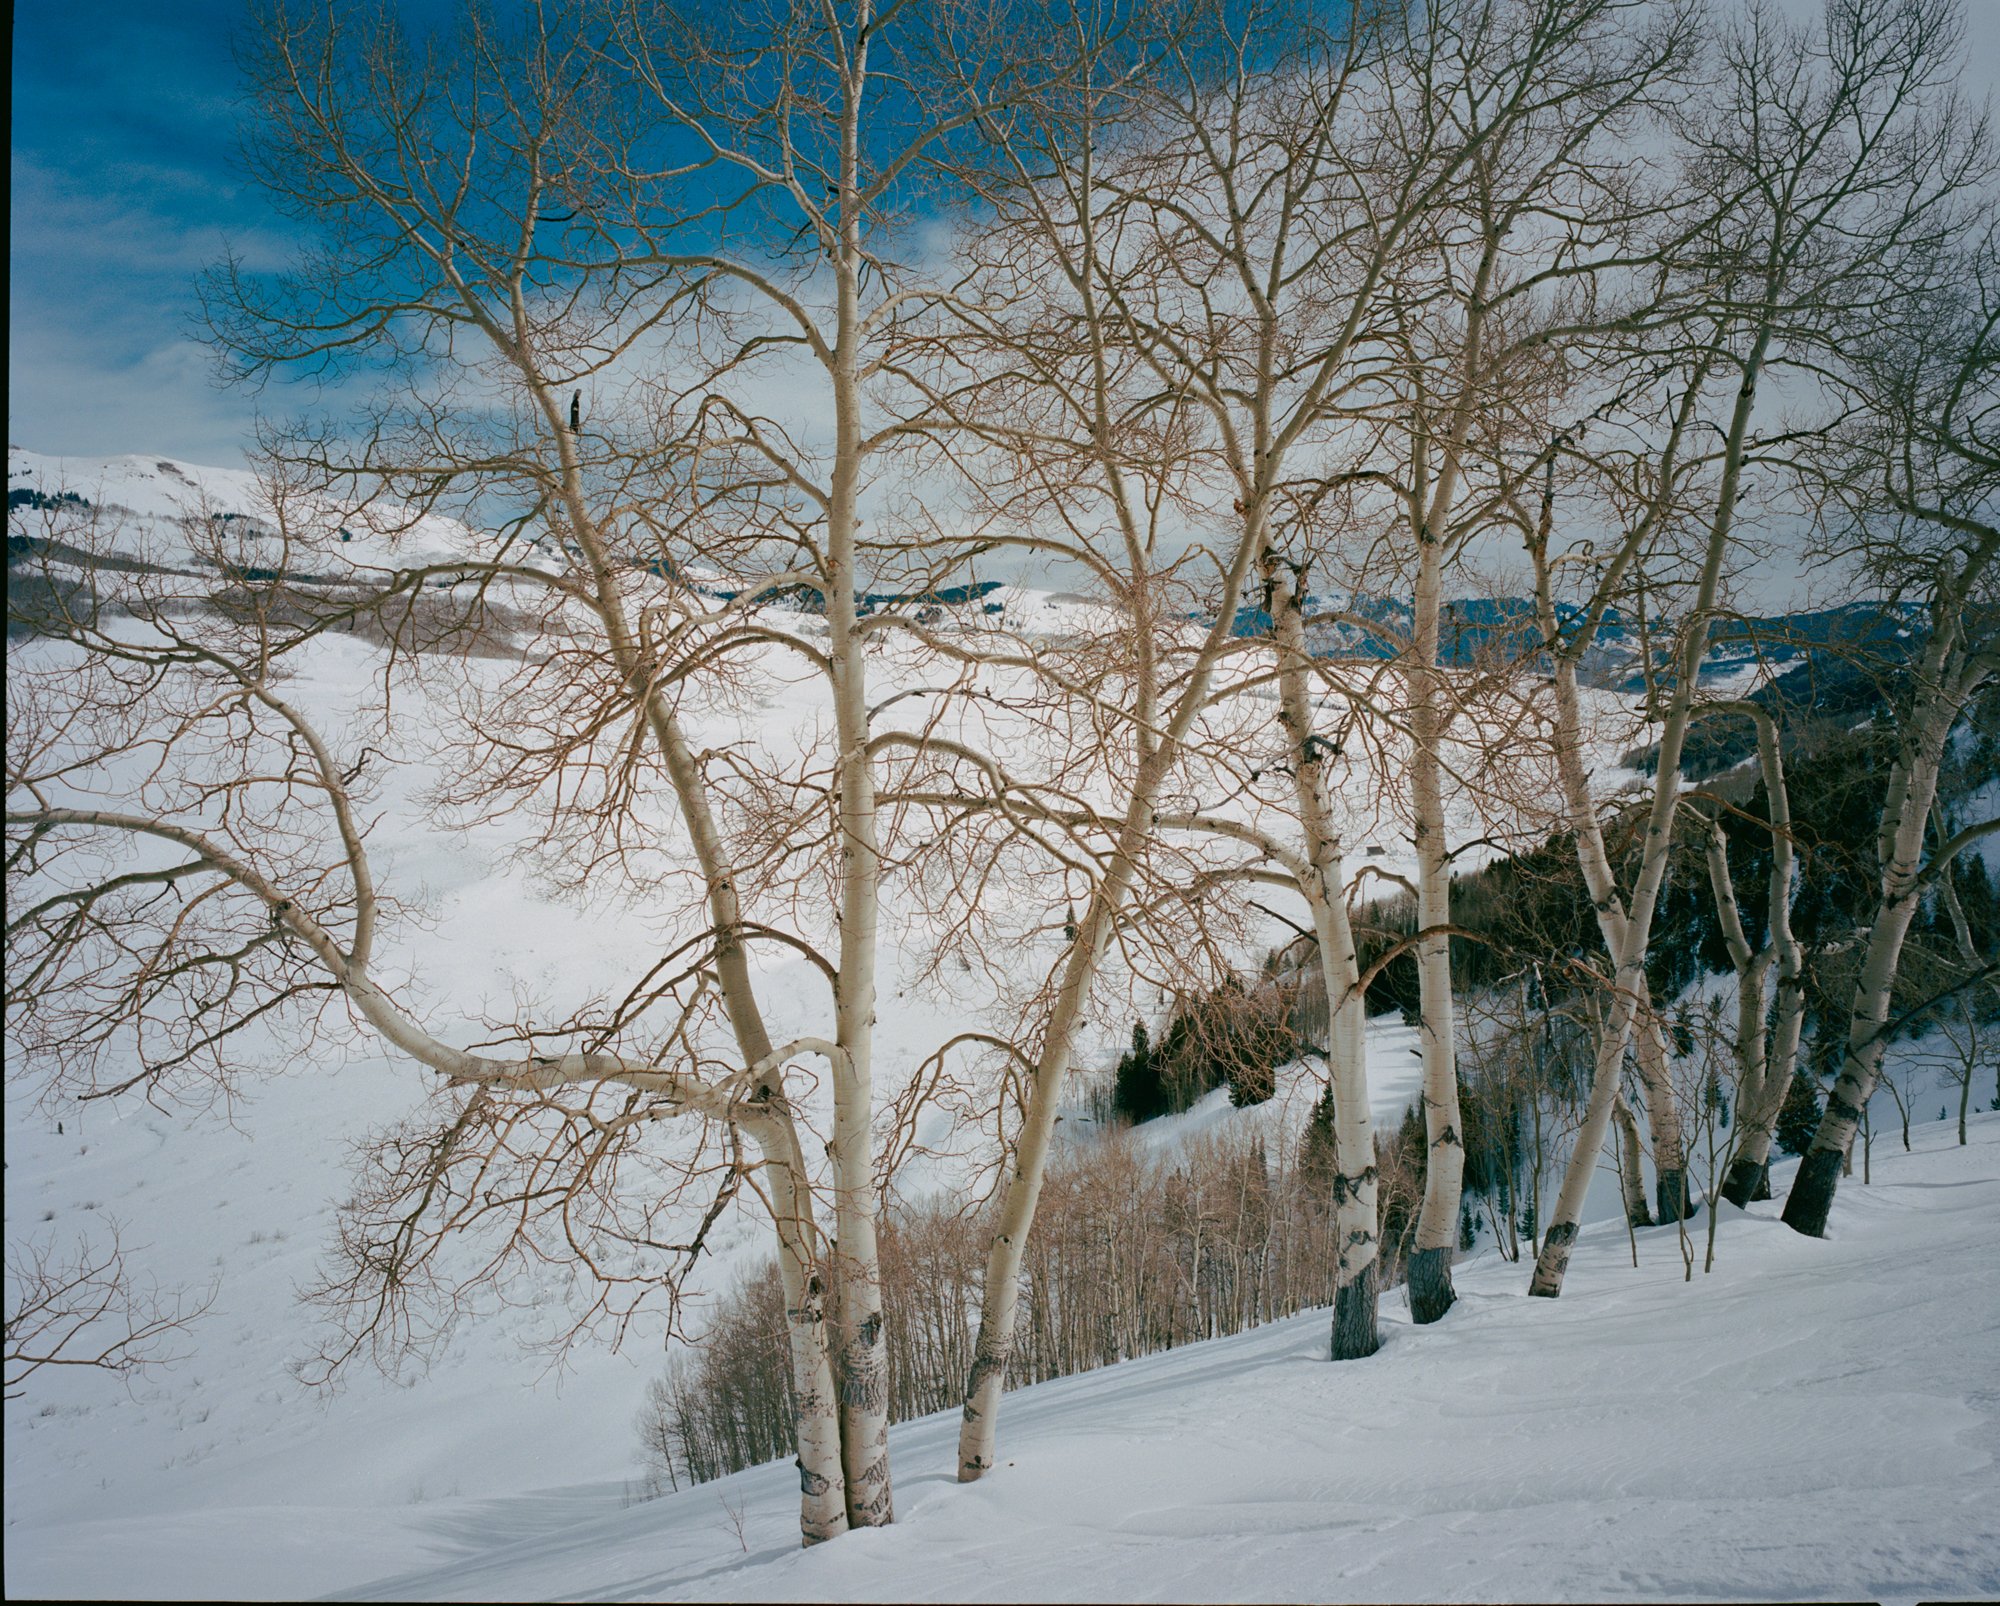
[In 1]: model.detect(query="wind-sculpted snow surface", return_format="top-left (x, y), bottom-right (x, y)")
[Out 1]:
top-left (7, 1118), bottom-right (1995, 1602)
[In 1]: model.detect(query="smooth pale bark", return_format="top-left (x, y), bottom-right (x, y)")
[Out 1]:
top-left (1628, 1000), bottom-right (1692, 1220)
top-left (1274, 565), bottom-right (1379, 1359)
top-left (1400, 221), bottom-right (1508, 1325)
top-left (535, 365), bottom-right (857, 1541)
top-left (525, 21), bottom-right (900, 1527)
top-left (1528, 981), bottom-right (1640, 1294)
top-left (1528, 331), bottom-right (1767, 1297)
top-left (1613, 1094), bottom-right (1653, 1228)
top-left (1709, 711), bottom-right (1805, 1210)
top-left (1783, 564), bottom-right (1995, 1236)
top-left (956, 515), bottom-right (1270, 1481)
top-left (739, 1106), bottom-right (849, 1543)
top-left (951, 21), bottom-right (1428, 1457)
top-left (818, 73), bottom-right (894, 1522)
top-left (1406, 533), bottom-right (1465, 1324)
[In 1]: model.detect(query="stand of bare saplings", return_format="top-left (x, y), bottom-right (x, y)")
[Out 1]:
top-left (642, 1125), bottom-right (1350, 1492)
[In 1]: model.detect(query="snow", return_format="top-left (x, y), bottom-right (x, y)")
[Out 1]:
top-left (7, 447), bottom-right (485, 573)
top-left (9, 449), bottom-right (1996, 1602)
top-left (12, 1117), bottom-right (1995, 1603)
top-left (342, 1117), bottom-right (2000, 1606)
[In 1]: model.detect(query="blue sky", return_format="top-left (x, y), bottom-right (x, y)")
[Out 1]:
top-left (9, 0), bottom-right (440, 465)
top-left (11, 1), bottom-right (272, 463)
top-left (10, 1), bottom-right (2000, 471)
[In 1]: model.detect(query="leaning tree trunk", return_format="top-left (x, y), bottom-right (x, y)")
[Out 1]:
top-left (1528, 327), bottom-right (1769, 1296)
top-left (542, 384), bottom-right (854, 1544)
top-left (1274, 563), bottom-right (1379, 1359)
top-left (957, 517), bottom-right (1268, 1481)
top-left (956, 841), bottom-right (1144, 1480)
top-left (1782, 580), bottom-right (1990, 1236)
top-left (1528, 974), bottom-right (1643, 1295)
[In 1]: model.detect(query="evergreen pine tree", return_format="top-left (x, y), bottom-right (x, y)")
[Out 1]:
top-left (1298, 1084), bottom-right (1338, 1192)
top-left (1111, 1021), bottom-right (1160, 1124)
top-left (1774, 1068), bottom-right (1824, 1157)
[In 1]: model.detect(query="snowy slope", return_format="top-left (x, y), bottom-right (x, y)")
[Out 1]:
top-left (12, 450), bottom-right (1988, 1602)
top-left (319, 1116), bottom-right (2000, 1606)
top-left (7, 447), bottom-right (483, 572)
top-left (10, 1116), bottom-right (1996, 1603)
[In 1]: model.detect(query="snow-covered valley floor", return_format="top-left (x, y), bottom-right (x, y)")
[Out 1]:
top-left (11, 1115), bottom-right (1997, 1603)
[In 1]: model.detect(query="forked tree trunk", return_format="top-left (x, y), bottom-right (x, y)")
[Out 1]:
top-left (541, 374), bottom-right (856, 1543)
top-left (1528, 328), bottom-right (1768, 1297)
top-left (1783, 574), bottom-right (1992, 1237)
top-left (1274, 565), bottom-right (1379, 1359)
top-left (1709, 710), bottom-right (1805, 1210)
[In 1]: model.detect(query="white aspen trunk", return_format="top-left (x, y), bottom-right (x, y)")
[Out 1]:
top-left (956, 520), bottom-right (1270, 1481)
top-left (1612, 1093), bottom-right (1653, 1228)
top-left (1712, 712), bottom-right (1804, 1208)
top-left (1527, 978), bottom-right (1639, 1294)
top-left (1397, 226), bottom-right (1502, 1322)
top-left (1628, 993), bottom-right (1692, 1220)
top-left (740, 1107), bottom-right (848, 1543)
top-left (821, 75), bottom-right (894, 1522)
top-left (1782, 584), bottom-right (1990, 1236)
top-left (1528, 327), bottom-right (1771, 1296)
top-left (537, 370), bottom-right (853, 1541)
top-left (1273, 564), bottom-right (1379, 1359)
top-left (956, 786), bottom-right (1158, 1481)
top-left (1407, 534), bottom-right (1464, 1323)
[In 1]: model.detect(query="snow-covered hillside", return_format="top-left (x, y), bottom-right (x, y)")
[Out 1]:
top-left (10, 1116), bottom-right (1997, 1603)
top-left (9, 448), bottom-right (1994, 1603)
top-left (7, 448), bottom-right (483, 573)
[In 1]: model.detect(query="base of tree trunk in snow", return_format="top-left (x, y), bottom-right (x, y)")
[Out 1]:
top-left (1719, 1154), bottom-right (1771, 1208)
top-left (1527, 1220), bottom-right (1579, 1297)
top-left (1655, 1168), bottom-right (1696, 1222)
top-left (1406, 1246), bottom-right (1455, 1323)
top-left (1331, 1270), bottom-right (1379, 1360)
top-left (843, 1463), bottom-right (893, 1528)
top-left (1781, 1146), bottom-right (1846, 1237)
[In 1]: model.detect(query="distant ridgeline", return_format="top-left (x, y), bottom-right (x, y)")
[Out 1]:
top-left (1200, 588), bottom-right (1945, 779)
top-left (1641, 601), bottom-right (1945, 778)
top-left (1206, 591), bottom-right (1628, 666)
top-left (632, 554), bottom-right (1008, 618)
